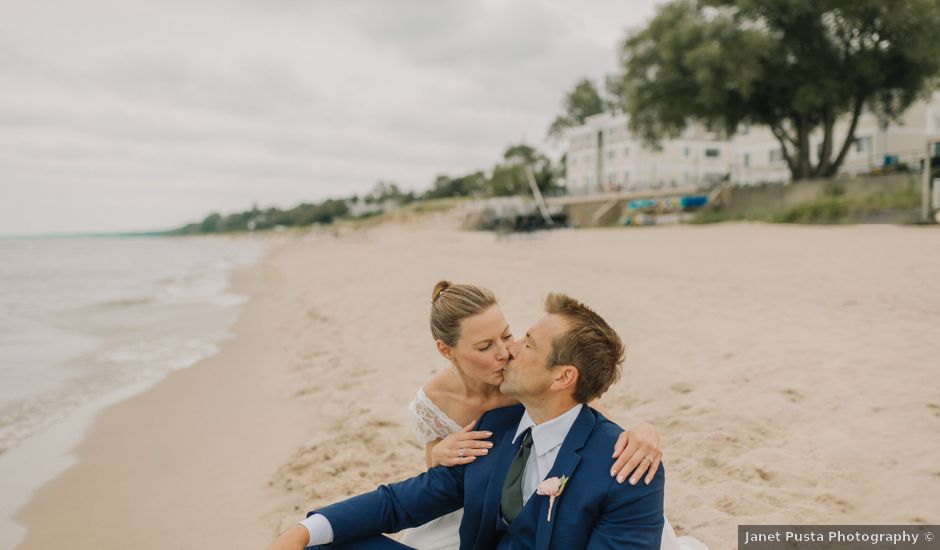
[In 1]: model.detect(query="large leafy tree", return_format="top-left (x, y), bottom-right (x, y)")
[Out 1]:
top-left (614, 0), bottom-right (940, 180)
top-left (547, 78), bottom-right (607, 139)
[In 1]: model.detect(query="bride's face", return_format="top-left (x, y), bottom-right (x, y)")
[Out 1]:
top-left (450, 305), bottom-right (513, 386)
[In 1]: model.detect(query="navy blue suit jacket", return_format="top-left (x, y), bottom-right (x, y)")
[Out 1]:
top-left (312, 404), bottom-right (664, 549)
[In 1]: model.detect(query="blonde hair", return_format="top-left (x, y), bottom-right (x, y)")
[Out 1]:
top-left (430, 281), bottom-right (498, 346)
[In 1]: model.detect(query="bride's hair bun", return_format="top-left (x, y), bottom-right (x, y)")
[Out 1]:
top-left (432, 280), bottom-right (452, 303)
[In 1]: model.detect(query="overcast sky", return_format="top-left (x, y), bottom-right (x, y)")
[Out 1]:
top-left (0, 0), bottom-right (662, 235)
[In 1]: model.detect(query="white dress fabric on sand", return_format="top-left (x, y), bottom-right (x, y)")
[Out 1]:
top-left (399, 387), bottom-right (464, 550)
top-left (400, 387), bottom-right (708, 550)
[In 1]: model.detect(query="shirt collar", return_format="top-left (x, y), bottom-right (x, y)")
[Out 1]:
top-left (513, 403), bottom-right (584, 457)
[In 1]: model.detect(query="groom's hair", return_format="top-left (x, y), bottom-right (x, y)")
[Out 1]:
top-left (544, 293), bottom-right (624, 403)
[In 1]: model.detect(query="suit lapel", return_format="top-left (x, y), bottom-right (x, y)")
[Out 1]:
top-left (534, 406), bottom-right (596, 550)
top-left (474, 427), bottom-right (520, 548)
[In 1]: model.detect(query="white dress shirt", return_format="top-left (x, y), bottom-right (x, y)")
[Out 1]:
top-left (512, 403), bottom-right (583, 505)
top-left (300, 403), bottom-right (584, 545)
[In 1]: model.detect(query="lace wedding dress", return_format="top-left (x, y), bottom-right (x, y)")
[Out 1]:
top-left (401, 387), bottom-right (707, 550)
top-left (399, 387), bottom-right (465, 550)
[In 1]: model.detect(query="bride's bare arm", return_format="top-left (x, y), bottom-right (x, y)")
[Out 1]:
top-left (589, 400), bottom-right (663, 485)
top-left (588, 399), bottom-right (614, 418)
top-left (425, 440), bottom-right (440, 468)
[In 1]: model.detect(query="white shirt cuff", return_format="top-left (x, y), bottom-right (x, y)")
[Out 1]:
top-left (299, 513), bottom-right (334, 547)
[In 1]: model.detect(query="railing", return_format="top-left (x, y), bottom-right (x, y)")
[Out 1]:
top-left (837, 147), bottom-right (927, 175)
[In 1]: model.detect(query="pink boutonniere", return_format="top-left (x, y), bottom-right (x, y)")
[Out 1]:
top-left (536, 475), bottom-right (569, 522)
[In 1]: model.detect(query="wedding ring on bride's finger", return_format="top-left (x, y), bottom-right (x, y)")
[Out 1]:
top-left (642, 457), bottom-right (653, 464)
top-left (457, 448), bottom-right (465, 458)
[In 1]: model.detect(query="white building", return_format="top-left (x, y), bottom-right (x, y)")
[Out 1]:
top-left (563, 91), bottom-right (940, 193)
top-left (564, 113), bottom-right (732, 194)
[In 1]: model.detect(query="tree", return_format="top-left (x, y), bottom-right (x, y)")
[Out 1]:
top-left (364, 181), bottom-right (416, 205)
top-left (200, 213), bottom-right (222, 233)
top-left (547, 79), bottom-right (607, 140)
top-left (423, 172), bottom-right (487, 199)
top-left (486, 164), bottom-right (528, 197)
top-left (486, 144), bottom-right (563, 196)
top-left (613, 0), bottom-right (940, 180)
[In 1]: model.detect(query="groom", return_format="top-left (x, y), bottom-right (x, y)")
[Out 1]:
top-left (269, 293), bottom-right (664, 549)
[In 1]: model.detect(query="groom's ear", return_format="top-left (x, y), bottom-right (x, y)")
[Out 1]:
top-left (436, 340), bottom-right (454, 360)
top-left (551, 365), bottom-right (579, 393)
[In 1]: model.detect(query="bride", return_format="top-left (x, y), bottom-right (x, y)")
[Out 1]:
top-left (401, 281), bottom-right (706, 550)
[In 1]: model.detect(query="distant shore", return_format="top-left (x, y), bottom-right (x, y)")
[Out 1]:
top-left (12, 220), bottom-right (940, 549)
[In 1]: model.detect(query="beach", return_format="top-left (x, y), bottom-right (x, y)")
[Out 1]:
top-left (11, 219), bottom-right (940, 549)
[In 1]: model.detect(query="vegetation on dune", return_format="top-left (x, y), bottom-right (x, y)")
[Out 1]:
top-left (690, 184), bottom-right (921, 224)
top-left (170, 143), bottom-right (562, 235)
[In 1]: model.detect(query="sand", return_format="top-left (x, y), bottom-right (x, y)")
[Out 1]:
top-left (12, 218), bottom-right (940, 549)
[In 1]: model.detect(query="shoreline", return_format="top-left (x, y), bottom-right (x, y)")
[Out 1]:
top-left (0, 377), bottom-right (158, 548)
top-left (9, 233), bottom-right (308, 548)
top-left (10, 222), bottom-right (940, 549)
top-left (0, 233), bottom-right (270, 548)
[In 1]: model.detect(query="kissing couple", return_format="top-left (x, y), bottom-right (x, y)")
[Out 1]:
top-left (268, 282), bottom-right (705, 550)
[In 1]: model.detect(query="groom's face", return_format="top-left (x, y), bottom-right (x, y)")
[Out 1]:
top-left (499, 313), bottom-right (570, 400)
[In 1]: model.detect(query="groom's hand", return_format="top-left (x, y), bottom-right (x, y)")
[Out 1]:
top-left (267, 524), bottom-right (310, 550)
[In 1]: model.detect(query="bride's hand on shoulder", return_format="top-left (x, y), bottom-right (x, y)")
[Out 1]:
top-left (610, 421), bottom-right (662, 485)
top-left (430, 420), bottom-right (494, 467)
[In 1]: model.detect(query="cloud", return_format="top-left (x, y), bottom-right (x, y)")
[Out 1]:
top-left (0, 0), bottom-right (663, 234)
top-left (346, 1), bottom-right (562, 67)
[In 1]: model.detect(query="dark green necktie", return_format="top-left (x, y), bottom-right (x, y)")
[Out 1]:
top-left (500, 428), bottom-right (533, 523)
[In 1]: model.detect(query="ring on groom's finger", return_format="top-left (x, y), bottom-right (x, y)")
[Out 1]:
top-left (457, 448), bottom-right (465, 458)
top-left (642, 457), bottom-right (653, 464)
